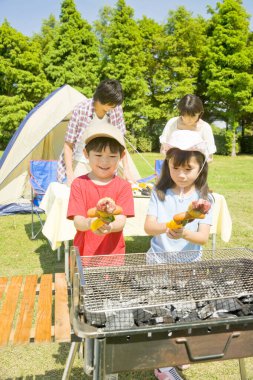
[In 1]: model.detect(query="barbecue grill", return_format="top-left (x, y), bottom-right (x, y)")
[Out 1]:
top-left (67, 247), bottom-right (253, 380)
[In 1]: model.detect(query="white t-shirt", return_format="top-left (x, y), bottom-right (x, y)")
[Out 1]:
top-left (159, 116), bottom-right (217, 155)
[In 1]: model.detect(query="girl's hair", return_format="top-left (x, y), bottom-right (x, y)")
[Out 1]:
top-left (178, 94), bottom-right (204, 117)
top-left (85, 136), bottom-right (125, 156)
top-left (93, 79), bottom-right (124, 105)
top-left (155, 148), bottom-right (209, 201)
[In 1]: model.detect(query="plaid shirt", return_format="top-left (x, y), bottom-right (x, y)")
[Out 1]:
top-left (57, 98), bottom-right (125, 182)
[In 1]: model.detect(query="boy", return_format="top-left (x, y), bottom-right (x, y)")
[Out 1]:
top-left (67, 118), bottom-right (134, 258)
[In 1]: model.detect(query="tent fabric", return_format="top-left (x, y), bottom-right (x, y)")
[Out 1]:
top-left (0, 85), bottom-right (86, 207)
top-left (0, 202), bottom-right (44, 216)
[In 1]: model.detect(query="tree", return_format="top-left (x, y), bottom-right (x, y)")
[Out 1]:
top-left (137, 17), bottom-right (168, 146)
top-left (162, 7), bottom-right (207, 110)
top-left (200, 0), bottom-right (253, 155)
top-left (43, 0), bottom-right (100, 96)
top-left (95, 0), bottom-right (149, 136)
top-left (32, 14), bottom-right (59, 55)
top-left (0, 21), bottom-right (51, 147)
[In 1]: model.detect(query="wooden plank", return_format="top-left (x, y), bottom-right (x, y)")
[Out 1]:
top-left (0, 276), bottom-right (23, 346)
top-left (13, 275), bottom-right (38, 344)
top-left (35, 274), bottom-right (52, 342)
top-left (54, 273), bottom-right (71, 342)
top-left (0, 277), bottom-right (8, 301)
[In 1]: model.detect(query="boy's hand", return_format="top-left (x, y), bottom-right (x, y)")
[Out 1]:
top-left (93, 223), bottom-right (112, 235)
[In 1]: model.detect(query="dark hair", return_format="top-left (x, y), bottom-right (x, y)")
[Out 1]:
top-left (85, 136), bottom-right (125, 156)
top-left (93, 79), bottom-right (124, 105)
top-left (178, 94), bottom-right (204, 117)
top-left (155, 148), bottom-right (209, 201)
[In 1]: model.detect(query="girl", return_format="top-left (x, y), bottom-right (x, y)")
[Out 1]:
top-left (159, 94), bottom-right (216, 162)
top-left (144, 130), bottom-right (213, 380)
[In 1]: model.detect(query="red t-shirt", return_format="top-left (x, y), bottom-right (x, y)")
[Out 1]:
top-left (67, 175), bottom-right (134, 257)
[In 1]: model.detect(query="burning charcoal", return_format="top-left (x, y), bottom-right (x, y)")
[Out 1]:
top-left (173, 301), bottom-right (196, 312)
top-left (214, 298), bottom-right (243, 312)
top-left (105, 310), bottom-right (135, 330)
top-left (85, 311), bottom-right (106, 327)
top-left (181, 310), bottom-right (199, 322)
top-left (239, 295), bottom-right (253, 303)
top-left (134, 307), bottom-right (174, 326)
top-left (197, 303), bottom-right (216, 319)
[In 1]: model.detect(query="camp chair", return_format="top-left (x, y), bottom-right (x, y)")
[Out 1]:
top-left (136, 159), bottom-right (164, 184)
top-left (29, 160), bottom-right (58, 239)
top-left (155, 159), bottom-right (163, 176)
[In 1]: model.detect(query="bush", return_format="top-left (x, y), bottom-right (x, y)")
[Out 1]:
top-left (137, 136), bottom-right (152, 152)
top-left (125, 131), bottom-right (137, 153)
top-left (239, 135), bottom-right (253, 154)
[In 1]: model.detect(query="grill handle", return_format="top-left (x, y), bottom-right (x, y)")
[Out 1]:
top-left (176, 332), bottom-right (240, 361)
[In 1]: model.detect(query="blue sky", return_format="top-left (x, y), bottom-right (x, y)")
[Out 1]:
top-left (0, 0), bottom-right (252, 36)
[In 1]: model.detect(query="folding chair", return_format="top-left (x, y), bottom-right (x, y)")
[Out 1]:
top-left (155, 159), bottom-right (164, 176)
top-left (29, 160), bottom-right (58, 239)
top-left (136, 159), bottom-right (164, 184)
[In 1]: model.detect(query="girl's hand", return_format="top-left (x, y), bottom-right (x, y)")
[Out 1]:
top-left (166, 227), bottom-right (184, 239)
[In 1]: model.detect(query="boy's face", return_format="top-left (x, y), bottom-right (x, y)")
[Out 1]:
top-left (84, 146), bottom-right (124, 180)
top-left (95, 101), bottom-right (116, 114)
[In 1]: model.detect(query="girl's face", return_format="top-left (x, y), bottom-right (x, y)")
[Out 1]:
top-left (181, 113), bottom-right (200, 127)
top-left (84, 146), bottom-right (122, 180)
top-left (168, 156), bottom-right (201, 191)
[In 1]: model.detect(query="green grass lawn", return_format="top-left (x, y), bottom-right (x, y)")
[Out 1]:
top-left (0, 153), bottom-right (253, 379)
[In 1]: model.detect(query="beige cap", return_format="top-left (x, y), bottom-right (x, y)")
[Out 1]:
top-left (83, 118), bottom-right (126, 148)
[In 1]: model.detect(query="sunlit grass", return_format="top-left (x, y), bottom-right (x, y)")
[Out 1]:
top-left (0, 154), bottom-right (253, 379)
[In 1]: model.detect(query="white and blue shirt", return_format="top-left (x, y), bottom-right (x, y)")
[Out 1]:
top-left (146, 189), bottom-right (213, 264)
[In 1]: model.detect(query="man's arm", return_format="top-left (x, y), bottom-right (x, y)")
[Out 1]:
top-left (64, 141), bottom-right (75, 186)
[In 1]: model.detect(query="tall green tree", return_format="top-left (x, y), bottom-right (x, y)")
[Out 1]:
top-left (32, 14), bottom-right (59, 55)
top-left (137, 17), bottom-right (168, 145)
top-left (162, 7), bottom-right (207, 112)
top-left (43, 0), bottom-right (100, 96)
top-left (0, 21), bottom-right (51, 147)
top-left (95, 0), bottom-right (149, 136)
top-left (200, 0), bottom-right (253, 154)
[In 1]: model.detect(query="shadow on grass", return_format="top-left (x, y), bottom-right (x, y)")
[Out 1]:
top-left (24, 221), bottom-right (65, 274)
top-left (125, 236), bottom-right (151, 254)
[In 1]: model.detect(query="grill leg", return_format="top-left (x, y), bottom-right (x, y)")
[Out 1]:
top-left (62, 341), bottom-right (80, 380)
top-left (84, 338), bottom-right (94, 375)
top-left (238, 358), bottom-right (247, 380)
top-left (93, 338), bottom-right (106, 380)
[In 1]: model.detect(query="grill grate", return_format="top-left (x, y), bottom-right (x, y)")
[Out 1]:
top-left (79, 248), bottom-right (253, 330)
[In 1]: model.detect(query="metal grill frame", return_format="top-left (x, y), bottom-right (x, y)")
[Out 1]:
top-left (69, 247), bottom-right (253, 338)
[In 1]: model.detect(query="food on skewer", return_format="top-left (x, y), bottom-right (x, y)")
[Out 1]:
top-left (87, 197), bottom-right (122, 231)
top-left (166, 199), bottom-right (211, 230)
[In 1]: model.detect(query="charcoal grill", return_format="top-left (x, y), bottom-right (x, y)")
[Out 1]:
top-left (65, 247), bottom-right (253, 380)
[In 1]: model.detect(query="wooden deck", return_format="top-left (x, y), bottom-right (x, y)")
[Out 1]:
top-left (0, 273), bottom-right (71, 346)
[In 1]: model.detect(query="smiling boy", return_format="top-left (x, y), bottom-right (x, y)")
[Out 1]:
top-left (67, 119), bottom-right (134, 258)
